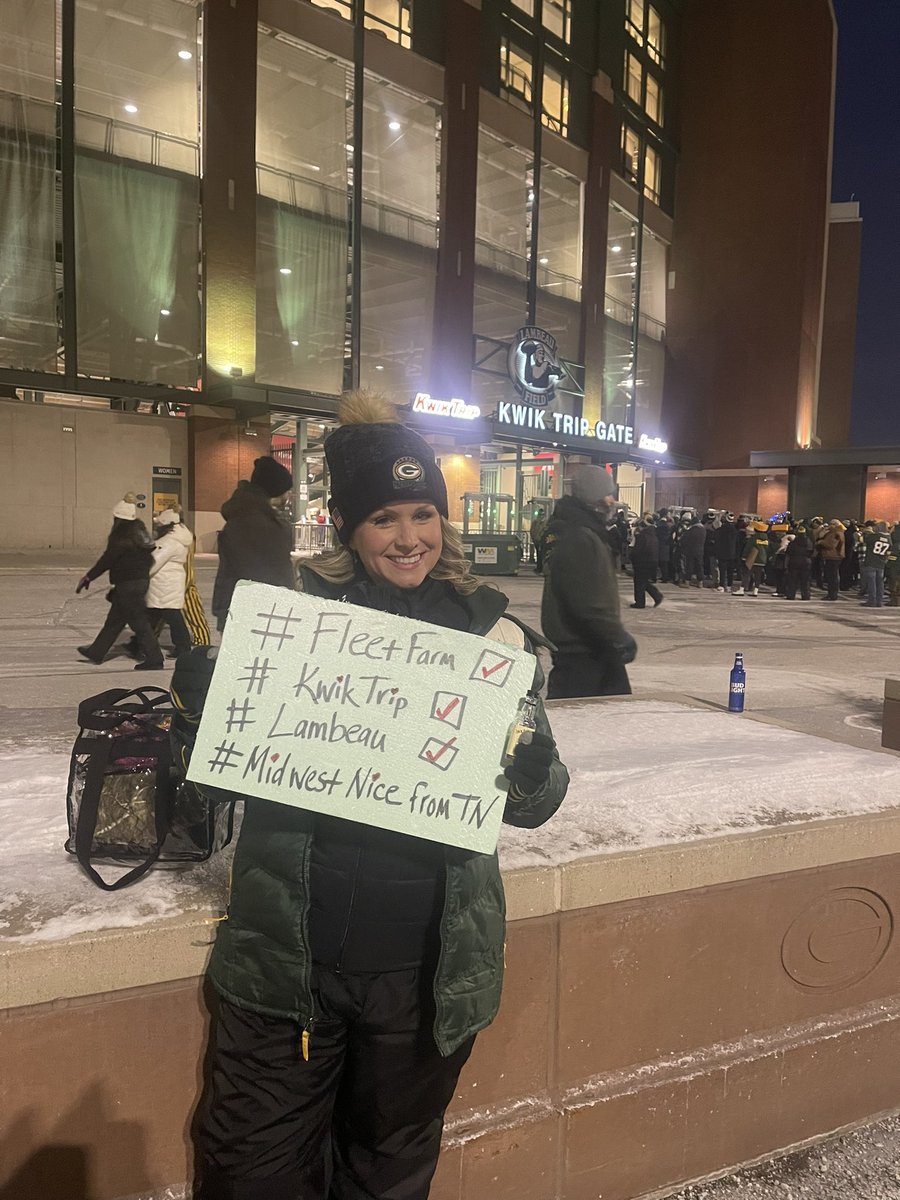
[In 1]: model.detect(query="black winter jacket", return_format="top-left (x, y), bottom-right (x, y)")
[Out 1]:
top-left (631, 525), bottom-right (659, 566)
top-left (202, 567), bottom-right (569, 1056)
top-left (679, 523), bottom-right (706, 558)
top-left (541, 496), bottom-right (636, 663)
top-left (212, 481), bottom-right (295, 622)
top-left (714, 522), bottom-right (738, 560)
top-left (85, 519), bottom-right (154, 586)
top-left (786, 534), bottom-right (813, 562)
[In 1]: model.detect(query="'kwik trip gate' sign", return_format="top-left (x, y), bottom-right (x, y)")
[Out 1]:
top-left (496, 402), bottom-right (668, 454)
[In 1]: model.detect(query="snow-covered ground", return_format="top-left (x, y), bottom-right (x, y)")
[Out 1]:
top-left (4, 698), bottom-right (900, 945)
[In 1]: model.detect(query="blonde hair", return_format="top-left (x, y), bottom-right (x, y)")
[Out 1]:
top-left (305, 517), bottom-right (480, 596)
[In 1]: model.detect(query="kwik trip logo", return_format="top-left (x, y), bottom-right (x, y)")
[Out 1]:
top-left (507, 327), bottom-right (564, 407)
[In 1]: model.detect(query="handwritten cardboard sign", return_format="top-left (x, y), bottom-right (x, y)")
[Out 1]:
top-left (187, 582), bottom-right (536, 853)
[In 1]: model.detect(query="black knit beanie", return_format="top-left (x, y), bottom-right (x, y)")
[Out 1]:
top-left (325, 392), bottom-right (449, 544)
top-left (251, 455), bottom-right (293, 498)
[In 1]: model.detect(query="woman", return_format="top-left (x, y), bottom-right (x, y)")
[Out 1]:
top-left (195, 393), bottom-right (569, 1200)
top-left (143, 508), bottom-right (193, 659)
top-left (75, 493), bottom-right (164, 670)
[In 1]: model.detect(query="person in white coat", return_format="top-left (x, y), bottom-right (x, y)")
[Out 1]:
top-left (144, 509), bottom-right (193, 660)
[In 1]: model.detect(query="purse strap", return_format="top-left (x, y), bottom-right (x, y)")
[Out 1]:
top-left (73, 733), bottom-right (172, 892)
top-left (77, 686), bottom-right (171, 732)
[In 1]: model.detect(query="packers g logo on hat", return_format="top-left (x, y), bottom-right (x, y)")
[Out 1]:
top-left (392, 456), bottom-right (425, 483)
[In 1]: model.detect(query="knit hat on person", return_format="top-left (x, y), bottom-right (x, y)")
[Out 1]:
top-left (324, 390), bottom-right (449, 545)
top-left (155, 508), bottom-right (181, 526)
top-left (251, 455), bottom-right (293, 498)
top-left (570, 465), bottom-right (617, 508)
top-left (112, 492), bottom-right (137, 521)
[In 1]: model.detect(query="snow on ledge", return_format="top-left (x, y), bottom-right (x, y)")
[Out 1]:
top-left (2, 701), bottom-right (899, 946)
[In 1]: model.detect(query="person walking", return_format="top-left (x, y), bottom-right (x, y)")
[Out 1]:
top-left (191, 391), bottom-right (569, 1200)
top-left (75, 493), bottom-right (165, 670)
top-left (540, 467), bottom-right (637, 697)
top-left (784, 525), bottom-right (813, 600)
top-left (176, 504), bottom-right (212, 645)
top-left (212, 455), bottom-right (296, 632)
top-left (630, 516), bottom-right (664, 609)
top-left (861, 521), bottom-right (891, 608)
top-left (820, 519), bottom-right (845, 601)
top-left (143, 509), bottom-right (193, 659)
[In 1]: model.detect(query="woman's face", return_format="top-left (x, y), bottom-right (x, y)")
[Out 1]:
top-left (350, 501), bottom-right (442, 589)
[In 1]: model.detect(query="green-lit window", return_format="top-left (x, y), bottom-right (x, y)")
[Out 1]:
top-left (500, 35), bottom-right (533, 110)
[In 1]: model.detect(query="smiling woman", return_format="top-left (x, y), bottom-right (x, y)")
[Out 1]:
top-left (192, 387), bottom-right (570, 1200)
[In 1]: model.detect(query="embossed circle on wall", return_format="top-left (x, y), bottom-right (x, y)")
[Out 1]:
top-left (782, 888), bottom-right (893, 990)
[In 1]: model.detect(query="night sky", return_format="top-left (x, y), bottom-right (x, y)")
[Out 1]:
top-left (831, 0), bottom-right (900, 446)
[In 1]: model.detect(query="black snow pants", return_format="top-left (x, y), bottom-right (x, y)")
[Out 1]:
top-left (195, 968), bottom-right (474, 1200)
top-left (84, 579), bottom-right (163, 667)
top-left (785, 561), bottom-right (811, 600)
top-left (632, 564), bottom-right (662, 608)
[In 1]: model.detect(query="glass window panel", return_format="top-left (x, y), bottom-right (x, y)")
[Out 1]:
top-left (622, 125), bottom-right (640, 188)
top-left (603, 322), bottom-right (633, 427)
top-left (0, 0), bottom-right (59, 372)
top-left (536, 164), bottom-right (582, 361)
top-left (309, 0), bottom-right (352, 18)
top-left (648, 6), bottom-right (665, 65)
top-left (74, 0), bottom-right (201, 388)
top-left (256, 34), bottom-right (351, 395)
top-left (645, 73), bottom-right (663, 125)
top-left (605, 204), bottom-right (636, 324)
top-left (511, 0), bottom-right (535, 17)
top-left (626, 0), bottom-right (645, 43)
top-left (500, 36), bottom-right (533, 111)
top-left (644, 142), bottom-right (661, 204)
top-left (625, 52), bottom-right (642, 106)
top-left (634, 332), bottom-right (663, 432)
top-left (359, 74), bottom-right (440, 401)
top-left (364, 0), bottom-right (411, 49)
top-left (542, 63), bottom-right (569, 137)
top-left (638, 229), bottom-right (666, 334)
top-left (544, 0), bottom-right (571, 43)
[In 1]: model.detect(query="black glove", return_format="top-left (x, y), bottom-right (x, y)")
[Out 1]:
top-left (76, 575), bottom-right (91, 594)
top-left (505, 731), bottom-right (555, 796)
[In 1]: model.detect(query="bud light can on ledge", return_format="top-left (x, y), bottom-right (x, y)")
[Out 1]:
top-left (728, 653), bottom-right (746, 713)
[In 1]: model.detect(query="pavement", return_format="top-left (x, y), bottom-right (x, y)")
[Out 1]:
top-left (3, 559), bottom-right (900, 1197)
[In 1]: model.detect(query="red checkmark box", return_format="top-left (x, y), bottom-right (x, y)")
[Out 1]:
top-left (481, 657), bottom-right (510, 679)
top-left (424, 736), bottom-right (457, 763)
top-left (435, 697), bottom-right (460, 721)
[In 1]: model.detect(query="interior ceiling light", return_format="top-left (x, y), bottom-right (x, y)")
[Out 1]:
top-left (178, 49), bottom-right (193, 60)
top-left (611, 244), bottom-right (622, 253)
top-left (374, 364), bottom-right (384, 371)
top-left (539, 256), bottom-right (549, 265)
top-left (291, 339), bottom-right (299, 347)
top-left (388, 120), bottom-right (401, 131)
top-left (124, 103), bottom-right (138, 114)
top-left (160, 308), bottom-right (170, 316)
top-left (279, 266), bottom-right (292, 275)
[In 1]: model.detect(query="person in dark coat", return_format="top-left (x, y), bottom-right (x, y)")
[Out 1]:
top-left (541, 467), bottom-right (636, 697)
top-left (714, 514), bottom-right (738, 591)
top-left (211, 455), bottom-right (296, 632)
top-left (680, 516), bottom-right (706, 586)
top-left (630, 516), bottom-right (663, 609)
top-left (784, 526), bottom-right (813, 600)
top-left (75, 493), bottom-right (164, 670)
top-left (192, 391), bottom-right (568, 1200)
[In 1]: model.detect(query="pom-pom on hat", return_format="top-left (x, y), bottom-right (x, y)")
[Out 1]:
top-left (251, 455), bottom-right (293, 498)
top-left (112, 492), bottom-right (137, 521)
top-left (324, 390), bottom-right (449, 545)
